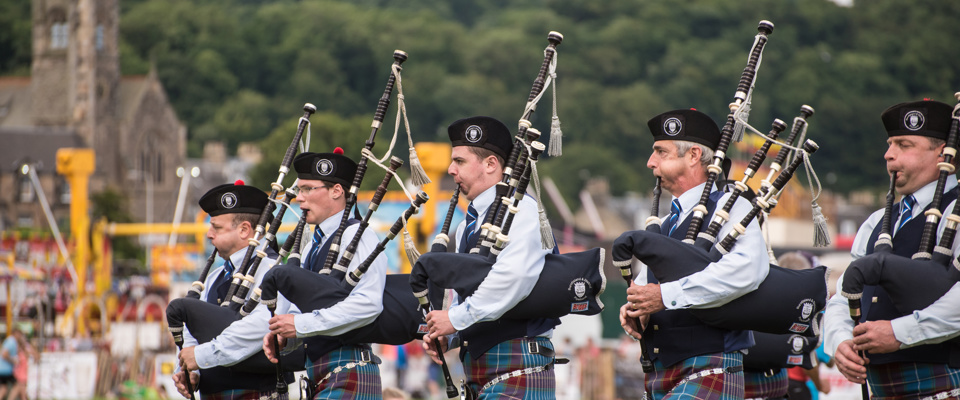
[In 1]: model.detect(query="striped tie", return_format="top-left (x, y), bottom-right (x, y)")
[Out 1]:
top-left (460, 202), bottom-right (479, 252)
top-left (307, 226), bottom-right (324, 271)
top-left (209, 259), bottom-right (235, 305)
top-left (896, 195), bottom-right (916, 233)
top-left (663, 199), bottom-right (682, 236)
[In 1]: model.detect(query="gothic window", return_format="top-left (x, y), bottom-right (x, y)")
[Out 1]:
top-left (155, 153), bottom-right (164, 183)
top-left (96, 25), bottom-right (104, 51)
top-left (51, 23), bottom-right (69, 49)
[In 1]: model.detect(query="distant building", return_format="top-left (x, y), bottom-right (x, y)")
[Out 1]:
top-left (0, 0), bottom-right (186, 230)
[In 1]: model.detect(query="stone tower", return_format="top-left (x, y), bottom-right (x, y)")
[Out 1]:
top-left (31, 0), bottom-right (121, 181)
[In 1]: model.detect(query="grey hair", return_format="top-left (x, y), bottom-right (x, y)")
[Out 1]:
top-left (674, 141), bottom-right (713, 169)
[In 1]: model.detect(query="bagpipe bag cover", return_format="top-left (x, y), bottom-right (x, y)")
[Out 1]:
top-left (409, 247), bottom-right (606, 319)
top-left (841, 251), bottom-right (958, 316)
top-left (743, 331), bottom-right (817, 371)
top-left (612, 230), bottom-right (827, 336)
top-left (165, 297), bottom-right (304, 372)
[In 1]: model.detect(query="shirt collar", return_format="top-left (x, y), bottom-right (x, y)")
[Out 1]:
top-left (673, 181), bottom-right (715, 217)
top-left (227, 248), bottom-right (246, 269)
top-left (317, 209), bottom-right (346, 241)
top-left (471, 185), bottom-right (498, 218)
top-left (909, 175), bottom-right (959, 214)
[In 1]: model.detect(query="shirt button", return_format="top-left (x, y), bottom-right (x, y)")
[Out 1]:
top-left (671, 301), bottom-right (677, 306)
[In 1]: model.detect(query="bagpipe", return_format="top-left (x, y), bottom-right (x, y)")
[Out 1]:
top-left (166, 104), bottom-right (318, 399)
top-left (409, 31), bottom-right (607, 323)
top-left (612, 21), bottom-right (832, 339)
top-left (253, 50), bottom-right (446, 349)
top-left (840, 93), bottom-right (960, 333)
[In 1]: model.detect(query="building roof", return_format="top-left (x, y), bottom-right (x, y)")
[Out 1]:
top-left (0, 126), bottom-right (85, 173)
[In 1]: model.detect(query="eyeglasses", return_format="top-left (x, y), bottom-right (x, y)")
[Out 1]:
top-left (297, 185), bottom-right (328, 195)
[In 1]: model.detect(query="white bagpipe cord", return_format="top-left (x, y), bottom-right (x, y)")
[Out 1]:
top-left (803, 151), bottom-right (831, 247)
top-left (390, 64), bottom-right (431, 187)
top-left (733, 115), bottom-right (829, 247)
top-left (360, 147), bottom-right (422, 264)
top-left (523, 49), bottom-right (562, 156)
top-left (547, 52), bottom-right (563, 157)
top-left (526, 141), bottom-right (556, 249)
top-left (299, 119), bottom-right (312, 154)
top-left (731, 34), bottom-right (764, 143)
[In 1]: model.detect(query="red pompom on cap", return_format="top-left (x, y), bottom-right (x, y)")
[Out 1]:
top-left (333, 147), bottom-right (344, 155)
top-left (235, 179), bottom-right (245, 186)
top-left (689, 108), bottom-right (697, 111)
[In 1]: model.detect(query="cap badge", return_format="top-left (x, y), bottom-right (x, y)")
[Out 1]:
top-left (316, 159), bottom-right (334, 176)
top-left (465, 125), bottom-right (483, 143)
top-left (904, 110), bottom-right (925, 131)
top-left (663, 118), bottom-right (682, 136)
top-left (221, 192), bottom-right (238, 209)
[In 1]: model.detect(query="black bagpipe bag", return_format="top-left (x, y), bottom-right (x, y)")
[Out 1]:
top-left (409, 247), bottom-right (607, 319)
top-left (612, 230), bottom-right (828, 336)
top-left (165, 296), bottom-right (304, 372)
top-left (743, 331), bottom-right (818, 371)
top-left (259, 261), bottom-right (443, 346)
top-left (841, 251), bottom-right (960, 316)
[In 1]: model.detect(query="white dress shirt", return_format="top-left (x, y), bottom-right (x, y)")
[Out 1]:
top-left (824, 176), bottom-right (960, 357)
top-left (182, 243), bottom-right (285, 369)
top-left (449, 185), bottom-right (554, 331)
top-left (633, 181), bottom-right (771, 309)
top-left (291, 209), bottom-right (387, 337)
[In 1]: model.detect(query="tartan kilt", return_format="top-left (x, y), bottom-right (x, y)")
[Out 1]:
top-left (200, 389), bottom-right (273, 400)
top-left (461, 337), bottom-right (556, 400)
top-left (867, 361), bottom-right (960, 400)
top-left (646, 351), bottom-right (745, 400)
top-left (743, 368), bottom-right (787, 399)
top-left (305, 345), bottom-right (381, 400)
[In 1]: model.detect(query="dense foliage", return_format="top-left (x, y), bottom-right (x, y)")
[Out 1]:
top-left (4, 0), bottom-right (959, 203)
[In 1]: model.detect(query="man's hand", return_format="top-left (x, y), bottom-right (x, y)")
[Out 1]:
top-left (834, 339), bottom-right (868, 384)
top-left (178, 346), bottom-right (198, 371)
top-left (422, 335), bottom-right (449, 365)
top-left (852, 320), bottom-right (901, 354)
top-left (619, 303), bottom-right (649, 341)
top-left (262, 332), bottom-right (287, 364)
top-left (425, 310), bottom-right (457, 340)
top-left (268, 314), bottom-right (297, 339)
top-left (172, 370), bottom-right (199, 399)
top-left (626, 283), bottom-right (666, 315)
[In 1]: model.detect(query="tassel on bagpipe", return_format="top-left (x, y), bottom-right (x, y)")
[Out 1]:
top-left (695, 119), bottom-right (787, 250)
top-left (257, 192), bottom-right (431, 345)
top-left (612, 140), bottom-right (827, 336)
top-left (322, 50), bottom-right (408, 273)
top-left (841, 93), bottom-right (960, 325)
top-left (186, 249), bottom-right (218, 300)
top-left (683, 21), bottom-right (774, 245)
top-left (475, 31), bottom-right (562, 255)
top-left (222, 104), bottom-right (317, 307)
